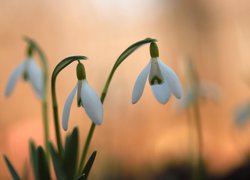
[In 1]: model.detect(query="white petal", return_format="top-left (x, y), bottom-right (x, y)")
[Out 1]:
top-left (132, 63), bottom-right (151, 104)
top-left (81, 80), bottom-right (103, 125)
top-left (62, 84), bottom-right (77, 131)
top-left (5, 61), bottom-right (26, 96)
top-left (158, 59), bottom-right (183, 99)
top-left (151, 82), bottom-right (171, 104)
top-left (27, 59), bottom-right (44, 99)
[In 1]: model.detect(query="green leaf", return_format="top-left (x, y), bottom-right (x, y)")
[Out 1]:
top-left (3, 155), bottom-right (20, 180)
top-left (49, 143), bottom-right (67, 180)
top-left (64, 127), bottom-right (79, 179)
top-left (29, 141), bottom-right (39, 180)
top-left (37, 146), bottom-right (51, 180)
top-left (80, 150), bottom-right (97, 179)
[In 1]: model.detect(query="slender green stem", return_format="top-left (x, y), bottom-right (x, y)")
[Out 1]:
top-left (77, 38), bottom-right (156, 176)
top-left (24, 37), bottom-right (50, 161)
top-left (77, 123), bottom-right (96, 175)
top-left (51, 89), bottom-right (63, 156)
top-left (51, 56), bottom-right (88, 156)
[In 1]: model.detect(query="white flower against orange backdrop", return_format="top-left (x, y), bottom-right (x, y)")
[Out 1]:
top-left (62, 62), bottom-right (103, 130)
top-left (5, 58), bottom-right (43, 99)
top-left (132, 42), bottom-right (183, 104)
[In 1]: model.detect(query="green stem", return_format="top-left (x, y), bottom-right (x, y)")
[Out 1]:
top-left (24, 37), bottom-right (50, 161)
top-left (51, 56), bottom-right (88, 156)
top-left (77, 38), bottom-right (156, 176)
top-left (77, 123), bottom-right (96, 175)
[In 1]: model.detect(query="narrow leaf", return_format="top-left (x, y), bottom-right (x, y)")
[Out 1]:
top-left (37, 146), bottom-right (51, 180)
top-left (49, 143), bottom-right (67, 180)
top-left (64, 127), bottom-right (79, 179)
top-left (3, 155), bottom-right (20, 180)
top-left (29, 140), bottom-right (39, 180)
top-left (81, 150), bottom-right (97, 179)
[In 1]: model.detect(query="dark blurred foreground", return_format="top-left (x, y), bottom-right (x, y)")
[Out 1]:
top-left (101, 160), bottom-right (250, 180)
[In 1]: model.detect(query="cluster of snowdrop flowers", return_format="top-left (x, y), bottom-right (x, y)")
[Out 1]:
top-left (62, 62), bottom-right (103, 130)
top-left (5, 57), bottom-right (43, 99)
top-left (132, 42), bottom-right (183, 104)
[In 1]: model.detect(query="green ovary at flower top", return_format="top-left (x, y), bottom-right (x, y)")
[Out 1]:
top-left (5, 57), bottom-right (44, 99)
top-left (62, 62), bottom-right (103, 131)
top-left (132, 42), bottom-right (183, 104)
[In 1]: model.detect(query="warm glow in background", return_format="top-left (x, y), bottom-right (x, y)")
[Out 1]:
top-left (1, 0), bottom-right (250, 179)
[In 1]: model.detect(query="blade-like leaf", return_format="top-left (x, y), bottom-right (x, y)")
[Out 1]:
top-left (81, 150), bottom-right (97, 179)
top-left (37, 146), bottom-right (51, 180)
top-left (29, 140), bottom-right (39, 180)
top-left (49, 143), bottom-right (67, 180)
top-left (64, 127), bottom-right (79, 179)
top-left (3, 155), bottom-right (20, 180)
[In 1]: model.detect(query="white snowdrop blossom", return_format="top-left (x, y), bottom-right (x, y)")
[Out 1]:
top-left (132, 43), bottom-right (183, 104)
top-left (5, 58), bottom-right (43, 99)
top-left (62, 63), bottom-right (103, 131)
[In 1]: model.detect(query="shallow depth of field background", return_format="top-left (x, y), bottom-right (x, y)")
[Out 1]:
top-left (1, 0), bottom-right (250, 179)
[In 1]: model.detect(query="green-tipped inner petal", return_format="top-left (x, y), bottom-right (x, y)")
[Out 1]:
top-left (149, 58), bottom-right (163, 85)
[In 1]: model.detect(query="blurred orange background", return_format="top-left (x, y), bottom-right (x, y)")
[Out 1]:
top-left (1, 0), bottom-right (250, 179)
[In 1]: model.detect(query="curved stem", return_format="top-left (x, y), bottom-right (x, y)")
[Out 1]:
top-left (51, 56), bottom-right (88, 156)
top-left (77, 38), bottom-right (156, 176)
top-left (24, 37), bottom-right (50, 160)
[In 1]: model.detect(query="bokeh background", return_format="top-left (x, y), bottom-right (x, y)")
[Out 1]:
top-left (1, 0), bottom-right (250, 179)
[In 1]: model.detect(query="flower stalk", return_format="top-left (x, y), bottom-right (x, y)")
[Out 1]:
top-left (77, 38), bottom-right (157, 175)
top-left (51, 55), bottom-right (88, 156)
top-left (24, 37), bottom-right (50, 160)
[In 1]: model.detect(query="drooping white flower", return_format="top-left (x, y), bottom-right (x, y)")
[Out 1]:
top-left (132, 42), bottom-right (183, 104)
top-left (62, 63), bottom-right (103, 131)
top-left (5, 58), bottom-right (43, 99)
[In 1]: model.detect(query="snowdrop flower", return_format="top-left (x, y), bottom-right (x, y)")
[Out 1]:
top-left (5, 58), bottom-right (43, 99)
top-left (132, 42), bottom-right (183, 104)
top-left (62, 62), bottom-right (103, 131)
